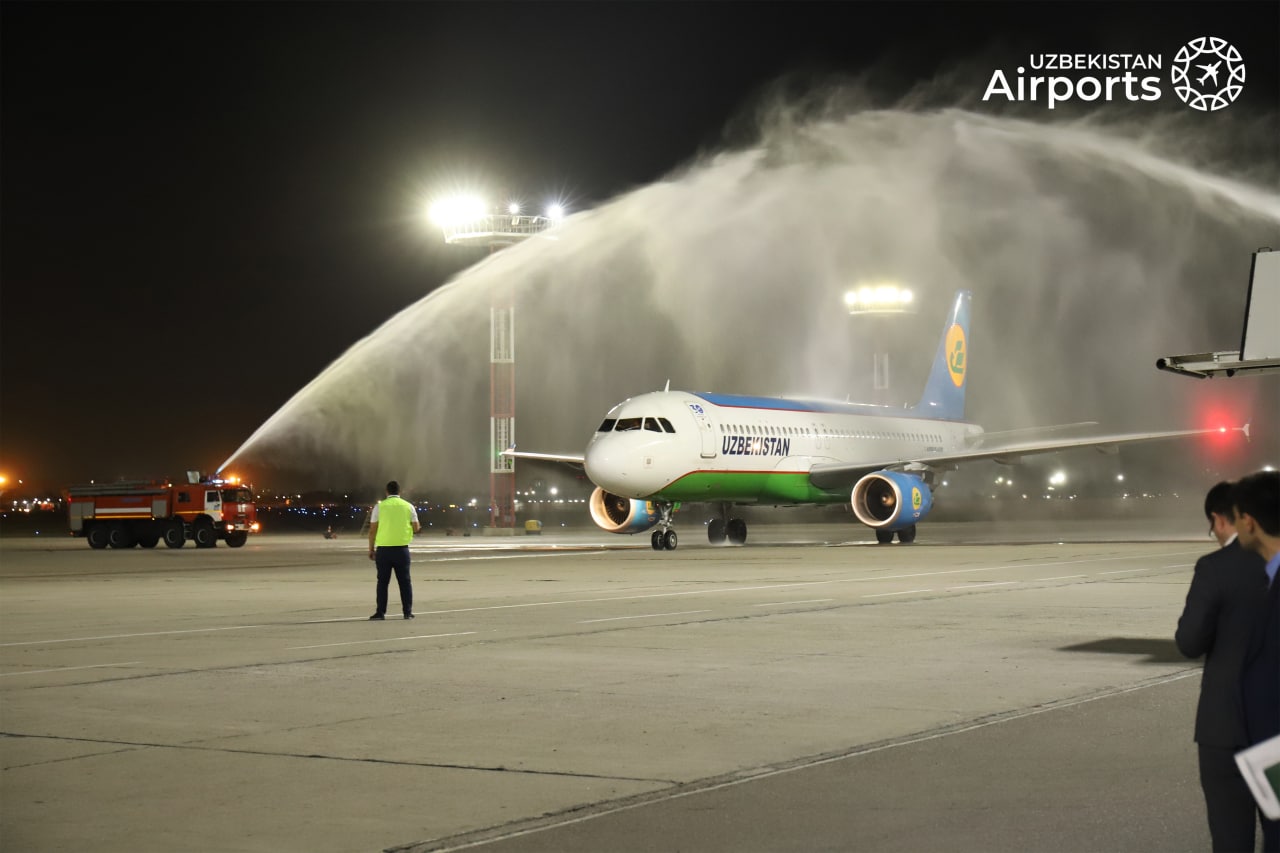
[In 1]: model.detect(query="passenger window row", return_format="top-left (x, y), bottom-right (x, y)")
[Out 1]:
top-left (719, 423), bottom-right (943, 443)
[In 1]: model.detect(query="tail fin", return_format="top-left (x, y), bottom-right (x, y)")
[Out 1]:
top-left (912, 290), bottom-right (972, 421)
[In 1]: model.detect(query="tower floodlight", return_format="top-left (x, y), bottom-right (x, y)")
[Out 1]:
top-left (432, 195), bottom-right (559, 249)
top-left (844, 281), bottom-right (919, 401)
top-left (845, 283), bottom-right (916, 315)
top-left (429, 194), bottom-right (563, 533)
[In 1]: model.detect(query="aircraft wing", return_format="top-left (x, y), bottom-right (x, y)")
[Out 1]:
top-left (807, 425), bottom-right (1248, 492)
top-left (500, 449), bottom-right (586, 466)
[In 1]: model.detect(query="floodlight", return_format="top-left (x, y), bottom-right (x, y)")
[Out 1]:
top-left (428, 194), bottom-right (487, 227)
top-left (845, 282), bottom-right (915, 314)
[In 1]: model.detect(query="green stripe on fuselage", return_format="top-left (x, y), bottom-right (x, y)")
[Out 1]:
top-left (651, 471), bottom-right (846, 504)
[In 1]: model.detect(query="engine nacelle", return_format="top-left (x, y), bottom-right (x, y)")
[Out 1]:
top-left (588, 487), bottom-right (662, 534)
top-left (851, 471), bottom-right (933, 530)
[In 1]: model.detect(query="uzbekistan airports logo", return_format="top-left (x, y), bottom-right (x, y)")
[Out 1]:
top-left (1171, 37), bottom-right (1245, 111)
top-left (911, 487), bottom-right (923, 512)
top-left (945, 324), bottom-right (967, 388)
top-left (982, 37), bottom-right (1245, 111)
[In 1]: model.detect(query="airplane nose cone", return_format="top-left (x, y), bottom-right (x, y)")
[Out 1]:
top-left (585, 437), bottom-right (663, 498)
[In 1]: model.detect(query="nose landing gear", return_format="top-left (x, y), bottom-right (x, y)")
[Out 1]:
top-left (650, 502), bottom-right (679, 551)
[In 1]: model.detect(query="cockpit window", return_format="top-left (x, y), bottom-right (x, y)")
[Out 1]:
top-left (597, 419), bottom-right (617, 432)
top-left (615, 417), bottom-right (643, 431)
top-left (643, 418), bottom-right (663, 432)
top-left (658, 417), bottom-right (675, 433)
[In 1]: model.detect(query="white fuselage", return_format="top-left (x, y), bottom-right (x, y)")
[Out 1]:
top-left (584, 391), bottom-right (980, 504)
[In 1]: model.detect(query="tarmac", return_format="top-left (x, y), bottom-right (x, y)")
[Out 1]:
top-left (0, 520), bottom-right (1250, 852)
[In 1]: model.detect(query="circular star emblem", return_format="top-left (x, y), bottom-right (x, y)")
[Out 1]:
top-left (1171, 37), bottom-right (1245, 111)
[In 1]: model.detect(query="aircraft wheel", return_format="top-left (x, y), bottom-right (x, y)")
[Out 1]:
top-left (875, 529), bottom-right (895, 544)
top-left (651, 530), bottom-right (664, 551)
top-left (727, 518), bottom-right (747, 545)
top-left (707, 519), bottom-right (727, 545)
top-left (662, 529), bottom-right (678, 551)
top-left (897, 525), bottom-right (917, 544)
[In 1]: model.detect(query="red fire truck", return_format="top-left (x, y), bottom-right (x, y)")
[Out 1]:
top-left (65, 473), bottom-right (260, 549)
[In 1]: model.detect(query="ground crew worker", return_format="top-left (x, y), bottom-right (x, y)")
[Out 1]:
top-left (367, 480), bottom-right (420, 620)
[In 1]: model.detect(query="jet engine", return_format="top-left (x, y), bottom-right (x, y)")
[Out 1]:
top-left (851, 471), bottom-right (933, 530)
top-left (588, 487), bottom-right (662, 534)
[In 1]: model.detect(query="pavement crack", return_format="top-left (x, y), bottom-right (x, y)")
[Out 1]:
top-left (0, 731), bottom-right (673, 783)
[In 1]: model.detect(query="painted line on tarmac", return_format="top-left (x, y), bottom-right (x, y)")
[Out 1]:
top-left (947, 581), bottom-right (1019, 590)
top-left (415, 550), bottom-right (1189, 618)
top-left (1100, 568), bottom-right (1147, 575)
top-left (862, 589), bottom-right (933, 598)
top-left (579, 610), bottom-right (711, 624)
top-left (0, 661), bottom-right (141, 678)
top-left (415, 670), bottom-right (1201, 853)
top-left (0, 624), bottom-right (271, 648)
top-left (425, 552), bottom-right (607, 563)
top-left (1040, 575), bottom-right (1087, 581)
top-left (1, 551), bottom-right (1189, 649)
top-left (752, 599), bottom-right (836, 607)
top-left (288, 627), bottom-right (478, 648)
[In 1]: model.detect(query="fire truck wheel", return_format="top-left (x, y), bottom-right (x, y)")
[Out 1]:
top-left (86, 526), bottom-right (109, 549)
top-left (138, 534), bottom-right (160, 549)
top-left (108, 524), bottom-right (136, 549)
top-left (225, 531), bottom-right (248, 548)
top-left (194, 521), bottom-right (217, 548)
top-left (163, 521), bottom-right (186, 549)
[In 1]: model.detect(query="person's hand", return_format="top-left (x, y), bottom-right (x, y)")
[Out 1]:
top-left (367, 548), bottom-right (375, 561)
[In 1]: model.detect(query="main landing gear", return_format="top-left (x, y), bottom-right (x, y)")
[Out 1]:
top-left (707, 503), bottom-right (747, 546)
top-left (650, 502), bottom-right (678, 551)
top-left (875, 525), bottom-right (917, 544)
top-left (649, 503), bottom-right (749, 551)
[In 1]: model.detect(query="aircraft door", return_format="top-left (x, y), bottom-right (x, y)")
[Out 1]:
top-left (688, 402), bottom-right (717, 459)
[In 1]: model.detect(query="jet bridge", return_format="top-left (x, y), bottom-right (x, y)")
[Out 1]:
top-left (1157, 248), bottom-right (1280, 378)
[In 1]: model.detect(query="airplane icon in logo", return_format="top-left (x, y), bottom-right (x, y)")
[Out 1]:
top-left (1196, 61), bottom-right (1222, 86)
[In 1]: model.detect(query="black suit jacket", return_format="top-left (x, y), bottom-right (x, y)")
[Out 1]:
top-left (1176, 539), bottom-right (1269, 747)
top-left (1241, 573), bottom-right (1280, 745)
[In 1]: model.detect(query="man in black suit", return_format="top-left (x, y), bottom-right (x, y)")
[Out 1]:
top-left (1177, 480), bottom-right (1269, 852)
top-left (1234, 470), bottom-right (1280, 852)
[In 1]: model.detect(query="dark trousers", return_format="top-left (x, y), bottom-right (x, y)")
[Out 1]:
top-left (1199, 744), bottom-right (1260, 852)
top-left (374, 545), bottom-right (413, 616)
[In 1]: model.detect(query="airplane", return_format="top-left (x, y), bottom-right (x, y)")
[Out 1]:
top-left (505, 290), bottom-right (1248, 551)
top-left (1196, 62), bottom-right (1222, 86)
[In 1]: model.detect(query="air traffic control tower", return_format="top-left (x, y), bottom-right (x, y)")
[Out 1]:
top-left (431, 198), bottom-right (561, 532)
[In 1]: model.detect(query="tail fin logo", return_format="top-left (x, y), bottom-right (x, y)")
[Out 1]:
top-left (945, 324), bottom-right (967, 388)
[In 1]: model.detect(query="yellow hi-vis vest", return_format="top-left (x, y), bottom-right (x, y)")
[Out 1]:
top-left (374, 496), bottom-right (415, 547)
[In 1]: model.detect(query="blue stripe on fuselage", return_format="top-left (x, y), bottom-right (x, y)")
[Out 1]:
top-left (692, 392), bottom-right (935, 420)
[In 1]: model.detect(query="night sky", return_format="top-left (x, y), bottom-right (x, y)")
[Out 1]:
top-left (2, 1), bottom-right (1278, 492)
